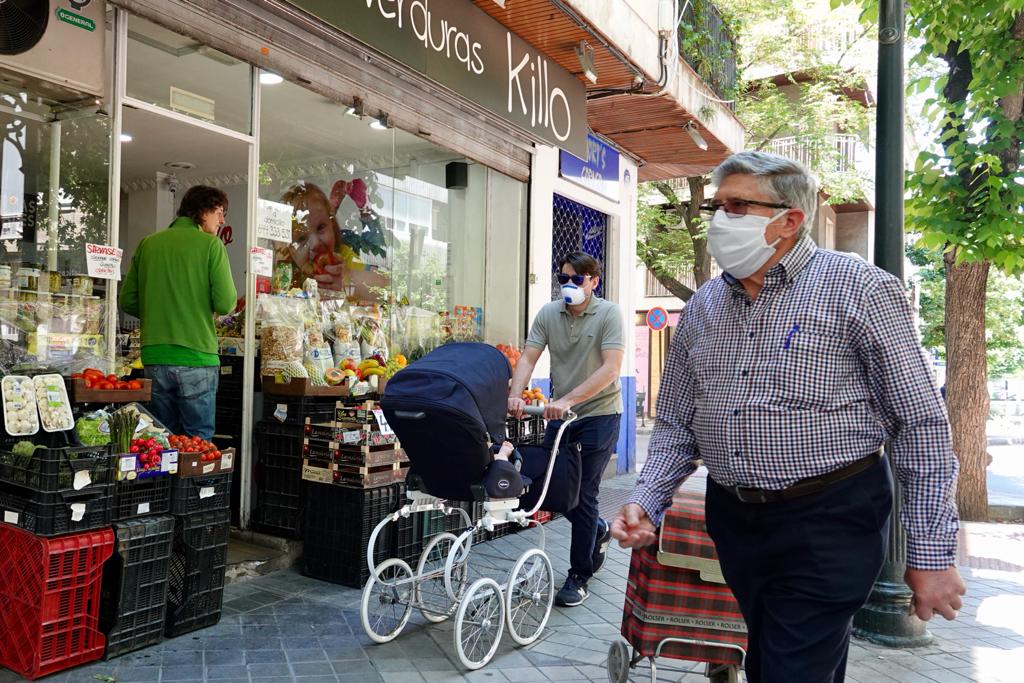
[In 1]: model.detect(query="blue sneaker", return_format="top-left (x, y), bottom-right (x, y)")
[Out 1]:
top-left (592, 518), bottom-right (611, 574)
top-left (555, 573), bottom-right (589, 607)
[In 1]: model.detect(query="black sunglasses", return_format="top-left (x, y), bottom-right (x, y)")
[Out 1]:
top-left (556, 273), bottom-right (589, 286)
top-left (699, 198), bottom-right (789, 217)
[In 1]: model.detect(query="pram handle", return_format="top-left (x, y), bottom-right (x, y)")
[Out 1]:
top-left (522, 408), bottom-right (577, 518)
top-left (394, 410), bottom-right (426, 420)
top-left (522, 404), bottom-right (546, 417)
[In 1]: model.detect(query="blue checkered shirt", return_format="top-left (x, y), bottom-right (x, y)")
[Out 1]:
top-left (633, 237), bottom-right (960, 570)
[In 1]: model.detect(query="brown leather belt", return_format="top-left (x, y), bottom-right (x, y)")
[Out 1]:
top-left (720, 451), bottom-right (882, 504)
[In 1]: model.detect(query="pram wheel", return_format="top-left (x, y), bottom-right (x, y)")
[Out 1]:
top-left (416, 533), bottom-right (467, 623)
top-left (360, 558), bottom-right (414, 644)
top-left (607, 639), bottom-right (631, 683)
top-left (504, 548), bottom-right (554, 646)
top-left (454, 577), bottom-right (506, 670)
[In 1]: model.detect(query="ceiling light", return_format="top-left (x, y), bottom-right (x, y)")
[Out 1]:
top-left (685, 122), bottom-right (709, 151)
top-left (259, 72), bottom-right (283, 85)
top-left (575, 40), bottom-right (597, 84)
top-left (119, 133), bottom-right (133, 143)
top-left (345, 97), bottom-right (364, 118)
top-left (370, 113), bottom-right (391, 130)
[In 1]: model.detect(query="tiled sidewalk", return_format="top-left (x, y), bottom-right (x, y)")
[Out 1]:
top-left (3, 480), bottom-right (1023, 682)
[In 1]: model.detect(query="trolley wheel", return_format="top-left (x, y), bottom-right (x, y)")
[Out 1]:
top-left (707, 664), bottom-right (742, 683)
top-left (360, 558), bottom-right (414, 644)
top-left (416, 533), bottom-right (465, 623)
top-left (454, 577), bottom-right (506, 670)
top-left (607, 639), bottom-right (630, 683)
top-left (504, 548), bottom-right (554, 646)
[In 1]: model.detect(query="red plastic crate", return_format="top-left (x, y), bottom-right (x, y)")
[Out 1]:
top-left (530, 510), bottom-right (553, 524)
top-left (0, 525), bottom-right (114, 679)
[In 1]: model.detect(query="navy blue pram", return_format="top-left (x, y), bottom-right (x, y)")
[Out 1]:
top-left (381, 342), bottom-right (515, 501)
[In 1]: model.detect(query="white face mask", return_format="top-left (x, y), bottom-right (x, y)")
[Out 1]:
top-left (707, 208), bottom-right (789, 279)
top-left (561, 284), bottom-right (587, 306)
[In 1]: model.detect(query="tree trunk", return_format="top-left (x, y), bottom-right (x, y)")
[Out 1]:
top-left (686, 177), bottom-right (714, 286)
top-left (943, 251), bottom-right (990, 521)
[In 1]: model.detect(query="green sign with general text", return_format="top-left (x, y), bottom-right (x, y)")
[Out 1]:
top-left (56, 7), bottom-right (96, 32)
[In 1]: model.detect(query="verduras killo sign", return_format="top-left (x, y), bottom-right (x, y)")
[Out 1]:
top-left (286, 0), bottom-right (589, 158)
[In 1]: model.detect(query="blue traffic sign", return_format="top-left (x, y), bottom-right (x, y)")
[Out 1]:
top-left (646, 307), bottom-right (669, 331)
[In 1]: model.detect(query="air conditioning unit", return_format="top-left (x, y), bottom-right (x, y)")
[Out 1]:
top-left (0, 0), bottom-right (106, 102)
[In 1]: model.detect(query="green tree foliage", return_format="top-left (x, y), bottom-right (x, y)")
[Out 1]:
top-left (641, 0), bottom-right (875, 296)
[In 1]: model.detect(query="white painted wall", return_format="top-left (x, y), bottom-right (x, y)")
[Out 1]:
top-left (526, 144), bottom-right (638, 382)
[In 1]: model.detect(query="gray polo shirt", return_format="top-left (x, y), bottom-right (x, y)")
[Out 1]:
top-left (526, 295), bottom-right (625, 418)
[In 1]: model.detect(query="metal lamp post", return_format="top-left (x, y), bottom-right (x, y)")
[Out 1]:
top-left (852, 0), bottom-right (933, 648)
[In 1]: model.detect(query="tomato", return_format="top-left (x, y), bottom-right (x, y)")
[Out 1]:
top-left (84, 379), bottom-right (93, 389)
top-left (70, 373), bottom-right (84, 380)
top-left (84, 368), bottom-right (103, 378)
top-left (116, 381), bottom-right (129, 390)
top-left (106, 374), bottom-right (118, 383)
top-left (128, 380), bottom-right (142, 391)
top-left (313, 251), bottom-right (339, 276)
top-left (98, 381), bottom-right (114, 390)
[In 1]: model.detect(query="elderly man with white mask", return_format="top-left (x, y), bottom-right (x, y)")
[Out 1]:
top-left (612, 151), bottom-right (965, 683)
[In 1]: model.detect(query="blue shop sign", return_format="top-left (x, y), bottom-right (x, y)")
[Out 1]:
top-left (559, 134), bottom-right (620, 201)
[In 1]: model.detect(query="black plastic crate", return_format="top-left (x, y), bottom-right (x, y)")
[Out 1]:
top-left (113, 476), bottom-right (172, 521)
top-left (0, 480), bottom-right (113, 536)
top-left (217, 355), bottom-right (245, 393)
top-left (302, 483), bottom-right (402, 588)
top-left (394, 508), bottom-right (420, 567)
top-left (0, 445), bottom-right (113, 494)
top-left (261, 395), bottom-right (337, 426)
top-left (165, 508), bottom-right (230, 638)
top-left (169, 472), bottom-right (232, 515)
top-left (251, 489), bottom-right (303, 539)
top-left (505, 415), bottom-right (546, 445)
top-left (101, 515), bottom-right (174, 659)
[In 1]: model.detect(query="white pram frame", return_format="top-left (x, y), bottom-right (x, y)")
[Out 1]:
top-left (360, 407), bottom-right (578, 670)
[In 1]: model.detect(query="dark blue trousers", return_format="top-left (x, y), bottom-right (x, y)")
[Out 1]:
top-left (705, 458), bottom-right (893, 683)
top-left (543, 413), bottom-right (620, 581)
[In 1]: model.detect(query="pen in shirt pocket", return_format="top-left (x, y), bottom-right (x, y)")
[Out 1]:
top-left (783, 324), bottom-right (800, 350)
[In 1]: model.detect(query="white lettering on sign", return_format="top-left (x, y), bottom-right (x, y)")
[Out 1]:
top-left (85, 243), bottom-right (123, 280)
top-left (369, 0), bottom-right (486, 74)
top-left (507, 34), bottom-right (571, 143)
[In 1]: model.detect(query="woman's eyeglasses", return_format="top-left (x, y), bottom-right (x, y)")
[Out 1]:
top-left (556, 273), bottom-right (589, 286)
top-left (698, 198), bottom-right (789, 218)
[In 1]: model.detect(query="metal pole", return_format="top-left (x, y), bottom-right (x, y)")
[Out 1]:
top-left (852, 0), bottom-right (932, 648)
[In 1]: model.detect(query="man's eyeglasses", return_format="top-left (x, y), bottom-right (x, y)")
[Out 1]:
top-left (699, 198), bottom-right (789, 218)
top-left (556, 273), bottom-right (589, 286)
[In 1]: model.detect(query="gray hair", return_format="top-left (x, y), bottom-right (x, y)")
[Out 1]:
top-left (712, 151), bottom-right (819, 238)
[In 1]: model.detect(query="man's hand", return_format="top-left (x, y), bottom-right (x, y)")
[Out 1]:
top-left (543, 398), bottom-right (571, 421)
top-left (905, 567), bottom-right (966, 621)
top-left (610, 503), bottom-right (657, 549)
top-left (507, 396), bottom-right (526, 419)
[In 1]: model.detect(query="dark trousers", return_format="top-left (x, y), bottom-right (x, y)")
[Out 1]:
top-left (543, 413), bottom-right (620, 581)
top-left (705, 458), bottom-right (893, 683)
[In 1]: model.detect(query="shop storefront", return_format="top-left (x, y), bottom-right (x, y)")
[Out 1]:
top-left (0, 0), bottom-right (616, 530)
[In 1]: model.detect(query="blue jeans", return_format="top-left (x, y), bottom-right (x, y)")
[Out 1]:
top-left (145, 366), bottom-right (219, 440)
top-left (543, 413), bottom-right (621, 581)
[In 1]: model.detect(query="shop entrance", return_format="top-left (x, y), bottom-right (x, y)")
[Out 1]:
top-left (551, 193), bottom-right (608, 297)
top-left (117, 105), bottom-right (251, 524)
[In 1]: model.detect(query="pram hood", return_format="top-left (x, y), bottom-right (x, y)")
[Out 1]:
top-left (382, 342), bottom-right (511, 442)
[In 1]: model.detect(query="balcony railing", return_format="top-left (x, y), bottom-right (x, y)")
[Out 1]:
top-left (767, 134), bottom-right (859, 173)
top-left (679, 0), bottom-right (738, 107)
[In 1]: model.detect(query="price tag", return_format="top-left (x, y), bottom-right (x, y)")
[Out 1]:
top-left (119, 456), bottom-right (136, 473)
top-left (73, 470), bottom-right (91, 491)
top-left (274, 404), bottom-right (288, 422)
top-left (162, 450), bottom-right (178, 473)
top-left (199, 486), bottom-right (215, 499)
top-left (46, 389), bottom-right (62, 407)
top-left (221, 366), bottom-right (233, 376)
top-left (3, 510), bottom-right (19, 524)
top-left (342, 430), bottom-right (362, 445)
top-left (137, 502), bottom-right (150, 515)
top-left (70, 503), bottom-right (86, 522)
top-left (250, 246), bottom-right (274, 277)
top-left (221, 451), bottom-right (234, 469)
top-left (301, 462), bottom-right (333, 484)
top-left (203, 463), bottom-right (215, 474)
top-left (372, 409), bottom-right (394, 436)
